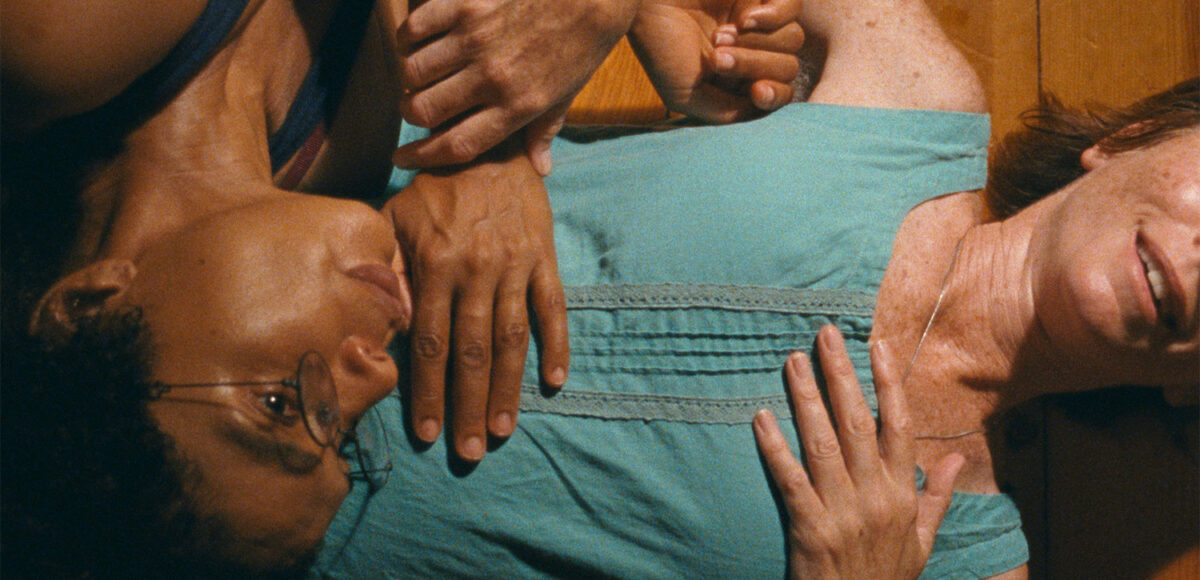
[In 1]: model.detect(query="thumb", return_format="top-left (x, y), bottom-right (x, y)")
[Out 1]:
top-left (915, 453), bottom-right (964, 554)
top-left (524, 102), bottom-right (570, 177)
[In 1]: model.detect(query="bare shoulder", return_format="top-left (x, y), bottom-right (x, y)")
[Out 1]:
top-left (873, 190), bottom-right (983, 338)
top-left (2, 0), bottom-right (215, 134)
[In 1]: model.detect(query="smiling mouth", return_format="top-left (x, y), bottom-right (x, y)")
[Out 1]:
top-left (1136, 238), bottom-right (1180, 332)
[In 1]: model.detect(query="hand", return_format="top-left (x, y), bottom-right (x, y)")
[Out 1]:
top-left (629, 0), bottom-right (804, 123)
top-left (390, 0), bottom-right (641, 175)
top-left (383, 142), bottom-right (569, 462)
top-left (753, 325), bottom-right (964, 580)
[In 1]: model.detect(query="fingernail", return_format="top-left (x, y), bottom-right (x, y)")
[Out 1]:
top-left (418, 418), bottom-right (440, 441)
top-left (548, 366), bottom-right (567, 387)
top-left (715, 52), bottom-right (735, 71)
top-left (714, 31), bottom-right (735, 46)
top-left (742, 17), bottom-right (758, 30)
top-left (758, 86), bottom-right (776, 109)
top-left (533, 148), bottom-right (552, 177)
top-left (787, 351), bottom-right (808, 374)
top-left (753, 408), bottom-right (772, 429)
top-left (494, 411), bottom-right (514, 436)
top-left (462, 436), bottom-right (485, 461)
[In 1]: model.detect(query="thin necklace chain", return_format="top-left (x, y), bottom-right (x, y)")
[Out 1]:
top-left (904, 230), bottom-right (985, 441)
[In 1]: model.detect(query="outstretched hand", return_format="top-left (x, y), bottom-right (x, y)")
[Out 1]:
top-left (630, 0), bottom-right (805, 122)
top-left (387, 0), bottom-right (640, 175)
top-left (754, 325), bottom-right (963, 580)
top-left (383, 142), bottom-right (568, 462)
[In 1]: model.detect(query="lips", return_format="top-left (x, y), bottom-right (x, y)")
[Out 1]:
top-left (1135, 234), bottom-right (1183, 332)
top-left (346, 263), bottom-right (406, 328)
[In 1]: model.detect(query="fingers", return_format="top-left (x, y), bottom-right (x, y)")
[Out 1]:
top-left (408, 272), bottom-right (454, 444)
top-left (400, 34), bottom-right (469, 91)
top-left (750, 79), bottom-right (794, 112)
top-left (488, 276), bottom-right (531, 439)
top-left (873, 340), bottom-right (915, 476)
top-left (523, 103), bottom-right (569, 177)
top-left (915, 453), bottom-right (964, 554)
top-left (530, 255), bottom-right (569, 389)
top-left (723, 23), bottom-right (805, 54)
top-left (711, 46), bottom-right (800, 85)
top-left (393, 107), bottom-right (515, 168)
top-left (737, 0), bottom-right (805, 31)
top-left (784, 351), bottom-right (853, 497)
top-left (754, 409), bottom-right (823, 518)
top-left (398, 0), bottom-right (462, 46)
top-left (401, 68), bottom-right (480, 130)
top-left (816, 326), bottom-right (882, 484)
top-left (449, 280), bottom-right (497, 462)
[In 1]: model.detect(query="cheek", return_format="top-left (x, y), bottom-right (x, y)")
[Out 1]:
top-left (1036, 248), bottom-right (1125, 349)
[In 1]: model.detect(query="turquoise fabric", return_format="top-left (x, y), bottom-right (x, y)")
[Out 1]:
top-left (315, 103), bottom-right (1026, 579)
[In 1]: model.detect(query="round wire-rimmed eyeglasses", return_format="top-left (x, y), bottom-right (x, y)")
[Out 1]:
top-left (155, 350), bottom-right (392, 490)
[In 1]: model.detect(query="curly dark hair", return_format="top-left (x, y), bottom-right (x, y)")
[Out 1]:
top-left (987, 77), bottom-right (1200, 219)
top-left (0, 310), bottom-right (315, 579)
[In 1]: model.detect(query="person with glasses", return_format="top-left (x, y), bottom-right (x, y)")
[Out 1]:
top-left (2, 1), bottom-right (803, 578)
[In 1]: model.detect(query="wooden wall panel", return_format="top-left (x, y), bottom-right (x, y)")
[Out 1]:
top-left (927, 0), bottom-right (1040, 138)
top-left (1040, 0), bottom-right (1199, 108)
top-left (566, 38), bottom-right (669, 125)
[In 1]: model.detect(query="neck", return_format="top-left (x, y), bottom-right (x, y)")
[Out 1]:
top-left (921, 191), bottom-right (1107, 412)
top-left (65, 0), bottom-right (329, 271)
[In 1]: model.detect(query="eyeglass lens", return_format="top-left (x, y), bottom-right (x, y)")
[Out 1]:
top-left (299, 351), bottom-right (340, 447)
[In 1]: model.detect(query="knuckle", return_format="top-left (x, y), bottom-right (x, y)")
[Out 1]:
top-left (797, 524), bottom-right (838, 553)
top-left (457, 339), bottom-right (490, 369)
top-left (887, 414), bottom-right (914, 438)
top-left (406, 95), bottom-right (437, 127)
top-left (540, 284), bottom-right (566, 310)
top-left (861, 495), bottom-right (893, 526)
top-left (465, 244), bottom-right (500, 272)
top-left (413, 333), bottom-right (446, 360)
top-left (808, 435), bottom-right (841, 459)
top-left (776, 469), bottom-right (808, 497)
top-left (481, 61), bottom-right (516, 92)
top-left (460, 0), bottom-right (494, 21)
top-left (847, 411), bottom-right (877, 437)
top-left (444, 133), bottom-right (480, 164)
top-left (401, 58), bottom-right (426, 87)
top-left (416, 245), bottom-right (455, 271)
top-left (510, 91), bottom-right (546, 118)
top-left (497, 323), bottom-right (529, 348)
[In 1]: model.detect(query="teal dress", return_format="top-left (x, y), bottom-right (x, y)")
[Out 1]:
top-left (314, 103), bottom-right (1027, 579)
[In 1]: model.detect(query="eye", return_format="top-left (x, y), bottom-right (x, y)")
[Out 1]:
top-left (257, 388), bottom-right (302, 425)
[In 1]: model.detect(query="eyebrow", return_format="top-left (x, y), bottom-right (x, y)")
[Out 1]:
top-left (220, 423), bottom-right (323, 474)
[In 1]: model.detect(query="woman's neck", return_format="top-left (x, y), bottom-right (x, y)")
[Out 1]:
top-left (66, 0), bottom-right (337, 271)
top-left (876, 189), bottom-right (1084, 491)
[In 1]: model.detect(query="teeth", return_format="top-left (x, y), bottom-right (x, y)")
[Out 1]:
top-left (1136, 245), bottom-right (1168, 305)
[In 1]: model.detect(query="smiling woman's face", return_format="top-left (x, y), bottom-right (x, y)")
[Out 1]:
top-left (120, 194), bottom-right (404, 568)
top-left (1030, 130), bottom-right (1200, 395)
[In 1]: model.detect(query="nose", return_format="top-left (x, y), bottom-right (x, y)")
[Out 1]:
top-left (334, 336), bottom-right (400, 428)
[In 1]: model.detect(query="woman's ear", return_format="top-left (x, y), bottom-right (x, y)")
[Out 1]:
top-left (1081, 121), bottom-right (1155, 171)
top-left (30, 259), bottom-right (137, 345)
top-left (1080, 144), bottom-right (1113, 171)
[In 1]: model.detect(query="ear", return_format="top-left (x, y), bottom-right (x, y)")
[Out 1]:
top-left (1079, 144), bottom-right (1113, 171)
top-left (1081, 121), bottom-right (1156, 171)
top-left (332, 336), bottom-right (399, 421)
top-left (30, 259), bottom-right (137, 345)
